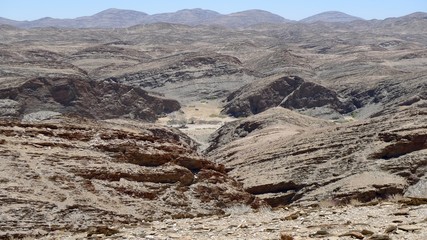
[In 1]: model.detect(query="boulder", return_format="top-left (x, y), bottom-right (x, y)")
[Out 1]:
top-left (404, 179), bottom-right (427, 200)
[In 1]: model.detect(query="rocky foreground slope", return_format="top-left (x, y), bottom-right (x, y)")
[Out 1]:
top-left (0, 117), bottom-right (261, 239)
top-left (207, 105), bottom-right (427, 207)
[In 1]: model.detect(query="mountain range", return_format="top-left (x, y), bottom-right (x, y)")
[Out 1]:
top-left (3, 8), bottom-right (424, 29)
top-left (0, 8), bottom-right (291, 28)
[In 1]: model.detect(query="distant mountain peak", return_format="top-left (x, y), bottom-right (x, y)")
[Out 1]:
top-left (300, 11), bottom-right (364, 23)
top-left (93, 8), bottom-right (148, 16)
top-left (400, 11), bottom-right (427, 19)
top-left (177, 8), bottom-right (220, 13)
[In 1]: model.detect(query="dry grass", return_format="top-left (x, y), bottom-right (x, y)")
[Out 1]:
top-left (387, 193), bottom-right (404, 203)
top-left (318, 199), bottom-right (339, 208)
top-left (349, 198), bottom-right (363, 206)
top-left (225, 204), bottom-right (253, 215)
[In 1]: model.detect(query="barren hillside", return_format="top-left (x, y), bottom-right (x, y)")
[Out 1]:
top-left (0, 9), bottom-right (426, 239)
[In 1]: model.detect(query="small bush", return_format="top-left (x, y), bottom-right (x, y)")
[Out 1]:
top-left (224, 204), bottom-right (253, 215)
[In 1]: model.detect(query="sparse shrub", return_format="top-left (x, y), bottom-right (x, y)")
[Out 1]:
top-left (224, 204), bottom-right (253, 215)
top-left (318, 198), bottom-right (339, 208)
top-left (188, 117), bottom-right (197, 124)
top-left (387, 193), bottom-right (404, 203)
top-left (167, 111), bottom-right (187, 127)
top-left (349, 198), bottom-right (363, 206)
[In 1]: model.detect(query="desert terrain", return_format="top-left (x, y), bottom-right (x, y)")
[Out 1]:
top-left (0, 8), bottom-right (426, 239)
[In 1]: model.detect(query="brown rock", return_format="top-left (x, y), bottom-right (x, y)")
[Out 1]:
top-left (282, 211), bottom-right (301, 221)
top-left (339, 231), bottom-right (364, 239)
top-left (280, 232), bottom-right (294, 240)
top-left (392, 209), bottom-right (409, 216)
top-left (398, 224), bottom-right (422, 232)
top-left (87, 226), bottom-right (120, 237)
top-left (361, 229), bottom-right (374, 236)
top-left (384, 225), bottom-right (397, 233)
top-left (368, 234), bottom-right (391, 240)
top-left (311, 229), bottom-right (330, 237)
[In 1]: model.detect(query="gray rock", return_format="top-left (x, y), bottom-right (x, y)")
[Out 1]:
top-left (22, 111), bottom-right (62, 122)
top-left (0, 99), bottom-right (22, 117)
top-left (404, 179), bottom-right (427, 199)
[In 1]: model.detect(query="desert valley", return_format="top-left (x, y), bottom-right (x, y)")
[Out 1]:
top-left (0, 8), bottom-right (426, 240)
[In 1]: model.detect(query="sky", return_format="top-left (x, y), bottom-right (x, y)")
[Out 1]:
top-left (1, 0), bottom-right (426, 21)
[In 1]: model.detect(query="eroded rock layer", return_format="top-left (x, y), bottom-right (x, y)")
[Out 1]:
top-left (207, 107), bottom-right (427, 207)
top-left (222, 75), bottom-right (355, 119)
top-left (0, 76), bottom-right (180, 121)
top-left (0, 117), bottom-right (259, 238)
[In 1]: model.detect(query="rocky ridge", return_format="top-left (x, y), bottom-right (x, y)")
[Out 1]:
top-left (0, 117), bottom-right (261, 239)
top-left (207, 106), bottom-right (427, 207)
top-left (0, 46), bottom-right (180, 121)
top-left (0, 76), bottom-right (180, 121)
top-left (104, 51), bottom-right (259, 102)
top-left (222, 75), bottom-right (355, 119)
top-left (206, 107), bottom-right (332, 154)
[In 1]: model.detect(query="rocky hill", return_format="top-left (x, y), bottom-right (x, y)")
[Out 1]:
top-left (206, 107), bottom-right (333, 154)
top-left (207, 106), bottom-right (427, 207)
top-left (0, 76), bottom-right (180, 121)
top-left (0, 47), bottom-right (180, 121)
top-left (222, 75), bottom-right (355, 119)
top-left (300, 11), bottom-right (364, 23)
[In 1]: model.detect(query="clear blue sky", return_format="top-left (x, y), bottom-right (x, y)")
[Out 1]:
top-left (1, 0), bottom-right (426, 21)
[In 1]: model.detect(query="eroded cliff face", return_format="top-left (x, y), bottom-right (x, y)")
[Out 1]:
top-left (0, 117), bottom-right (261, 239)
top-left (222, 75), bottom-right (355, 119)
top-left (0, 76), bottom-right (180, 121)
top-left (207, 107), bottom-right (427, 207)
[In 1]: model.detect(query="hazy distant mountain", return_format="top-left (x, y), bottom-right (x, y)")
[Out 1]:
top-left (74, 8), bottom-right (149, 28)
top-left (300, 11), bottom-right (364, 23)
top-left (144, 8), bottom-right (222, 25)
top-left (221, 10), bottom-right (291, 27)
top-left (0, 8), bottom-right (289, 28)
top-left (0, 17), bottom-right (21, 26)
top-left (2, 9), bottom-right (425, 29)
top-left (387, 11), bottom-right (427, 21)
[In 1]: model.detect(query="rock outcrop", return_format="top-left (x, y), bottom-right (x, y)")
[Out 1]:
top-left (104, 52), bottom-right (258, 102)
top-left (222, 75), bottom-right (355, 119)
top-left (207, 107), bottom-right (427, 207)
top-left (0, 117), bottom-right (260, 238)
top-left (205, 107), bottom-right (332, 154)
top-left (0, 76), bottom-right (180, 121)
top-left (405, 179), bottom-right (427, 201)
